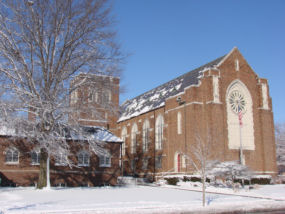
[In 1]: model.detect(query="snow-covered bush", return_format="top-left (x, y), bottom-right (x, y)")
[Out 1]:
top-left (209, 161), bottom-right (252, 181)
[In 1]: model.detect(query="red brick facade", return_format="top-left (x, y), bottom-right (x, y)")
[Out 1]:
top-left (0, 136), bottom-right (121, 187)
top-left (117, 48), bottom-right (277, 178)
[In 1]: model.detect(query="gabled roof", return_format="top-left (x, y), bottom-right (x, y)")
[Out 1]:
top-left (118, 55), bottom-right (226, 122)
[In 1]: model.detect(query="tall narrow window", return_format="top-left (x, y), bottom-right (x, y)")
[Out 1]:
top-left (78, 151), bottom-right (90, 166)
top-left (142, 119), bottom-right (150, 152)
top-left (121, 126), bottom-right (127, 156)
top-left (142, 157), bottom-right (148, 170)
top-left (155, 114), bottom-right (164, 150)
top-left (131, 123), bottom-right (138, 154)
top-left (155, 156), bottom-right (162, 169)
top-left (177, 112), bottom-right (182, 135)
top-left (102, 89), bottom-right (111, 104)
top-left (5, 147), bottom-right (19, 164)
top-left (88, 88), bottom-right (93, 103)
top-left (31, 150), bottom-right (40, 165)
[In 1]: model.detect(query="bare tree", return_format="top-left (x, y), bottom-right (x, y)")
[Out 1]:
top-left (0, 0), bottom-right (123, 188)
top-left (186, 131), bottom-right (219, 207)
top-left (276, 123), bottom-right (285, 174)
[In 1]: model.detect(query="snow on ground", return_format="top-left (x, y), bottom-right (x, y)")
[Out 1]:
top-left (1, 184), bottom-right (285, 214)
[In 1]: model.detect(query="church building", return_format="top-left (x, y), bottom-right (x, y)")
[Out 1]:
top-left (117, 47), bottom-right (277, 178)
top-left (0, 47), bottom-right (278, 186)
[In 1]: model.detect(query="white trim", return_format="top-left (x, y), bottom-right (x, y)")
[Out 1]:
top-left (165, 102), bottom-right (203, 113)
top-left (254, 171), bottom-right (277, 174)
top-left (78, 119), bottom-right (107, 123)
top-left (217, 47), bottom-right (237, 67)
top-left (206, 101), bottom-right (223, 104)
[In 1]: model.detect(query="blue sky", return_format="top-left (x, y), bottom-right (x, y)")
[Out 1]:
top-left (113, 0), bottom-right (285, 123)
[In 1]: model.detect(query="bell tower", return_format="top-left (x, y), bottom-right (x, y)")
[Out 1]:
top-left (69, 73), bottom-right (119, 132)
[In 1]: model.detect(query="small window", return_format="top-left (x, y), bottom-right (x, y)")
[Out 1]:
top-left (78, 151), bottom-right (90, 167)
top-left (99, 154), bottom-right (111, 167)
top-left (5, 147), bottom-right (19, 164)
top-left (31, 150), bottom-right (40, 165)
top-left (55, 153), bottom-right (68, 166)
top-left (155, 156), bottom-right (162, 169)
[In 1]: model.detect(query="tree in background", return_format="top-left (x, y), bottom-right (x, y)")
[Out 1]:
top-left (276, 123), bottom-right (285, 174)
top-left (0, 0), bottom-right (124, 189)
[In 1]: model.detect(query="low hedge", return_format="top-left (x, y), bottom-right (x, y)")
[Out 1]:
top-left (164, 177), bottom-right (179, 185)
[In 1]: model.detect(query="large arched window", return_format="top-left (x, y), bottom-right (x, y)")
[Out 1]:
top-left (226, 80), bottom-right (255, 151)
top-left (177, 112), bottom-right (182, 135)
top-left (121, 126), bottom-right (127, 156)
top-left (155, 114), bottom-right (164, 150)
top-left (142, 119), bottom-right (150, 152)
top-left (131, 123), bottom-right (138, 154)
top-left (78, 151), bottom-right (90, 166)
top-left (5, 147), bottom-right (19, 164)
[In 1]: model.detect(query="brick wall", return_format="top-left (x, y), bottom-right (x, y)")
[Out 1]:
top-left (117, 48), bottom-right (277, 177)
top-left (0, 136), bottom-right (121, 187)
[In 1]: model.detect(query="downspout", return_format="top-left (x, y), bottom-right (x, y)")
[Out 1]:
top-left (153, 110), bottom-right (156, 182)
top-left (184, 102), bottom-right (187, 172)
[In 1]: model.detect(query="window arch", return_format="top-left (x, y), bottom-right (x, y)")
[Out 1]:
top-left (155, 114), bottom-right (164, 150)
top-left (121, 126), bottom-right (127, 156)
top-left (5, 147), bottom-right (19, 164)
top-left (131, 123), bottom-right (138, 154)
top-left (142, 119), bottom-right (150, 152)
top-left (177, 112), bottom-right (182, 135)
top-left (31, 149), bottom-right (40, 165)
top-left (78, 151), bottom-right (90, 166)
top-left (226, 80), bottom-right (255, 151)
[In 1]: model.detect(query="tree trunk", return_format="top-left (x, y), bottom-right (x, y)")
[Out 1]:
top-left (202, 175), bottom-right (206, 207)
top-left (37, 149), bottom-right (48, 189)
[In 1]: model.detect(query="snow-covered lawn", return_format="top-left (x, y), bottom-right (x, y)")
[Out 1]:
top-left (1, 184), bottom-right (285, 214)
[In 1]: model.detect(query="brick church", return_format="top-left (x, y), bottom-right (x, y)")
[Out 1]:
top-left (0, 47), bottom-right (278, 186)
top-left (117, 47), bottom-right (277, 178)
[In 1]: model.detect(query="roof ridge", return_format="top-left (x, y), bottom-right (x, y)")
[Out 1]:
top-left (122, 55), bottom-right (226, 104)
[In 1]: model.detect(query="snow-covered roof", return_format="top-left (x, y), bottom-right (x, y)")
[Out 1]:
top-left (0, 125), bottom-right (15, 136)
top-left (118, 55), bottom-right (225, 122)
top-left (83, 126), bottom-right (122, 143)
